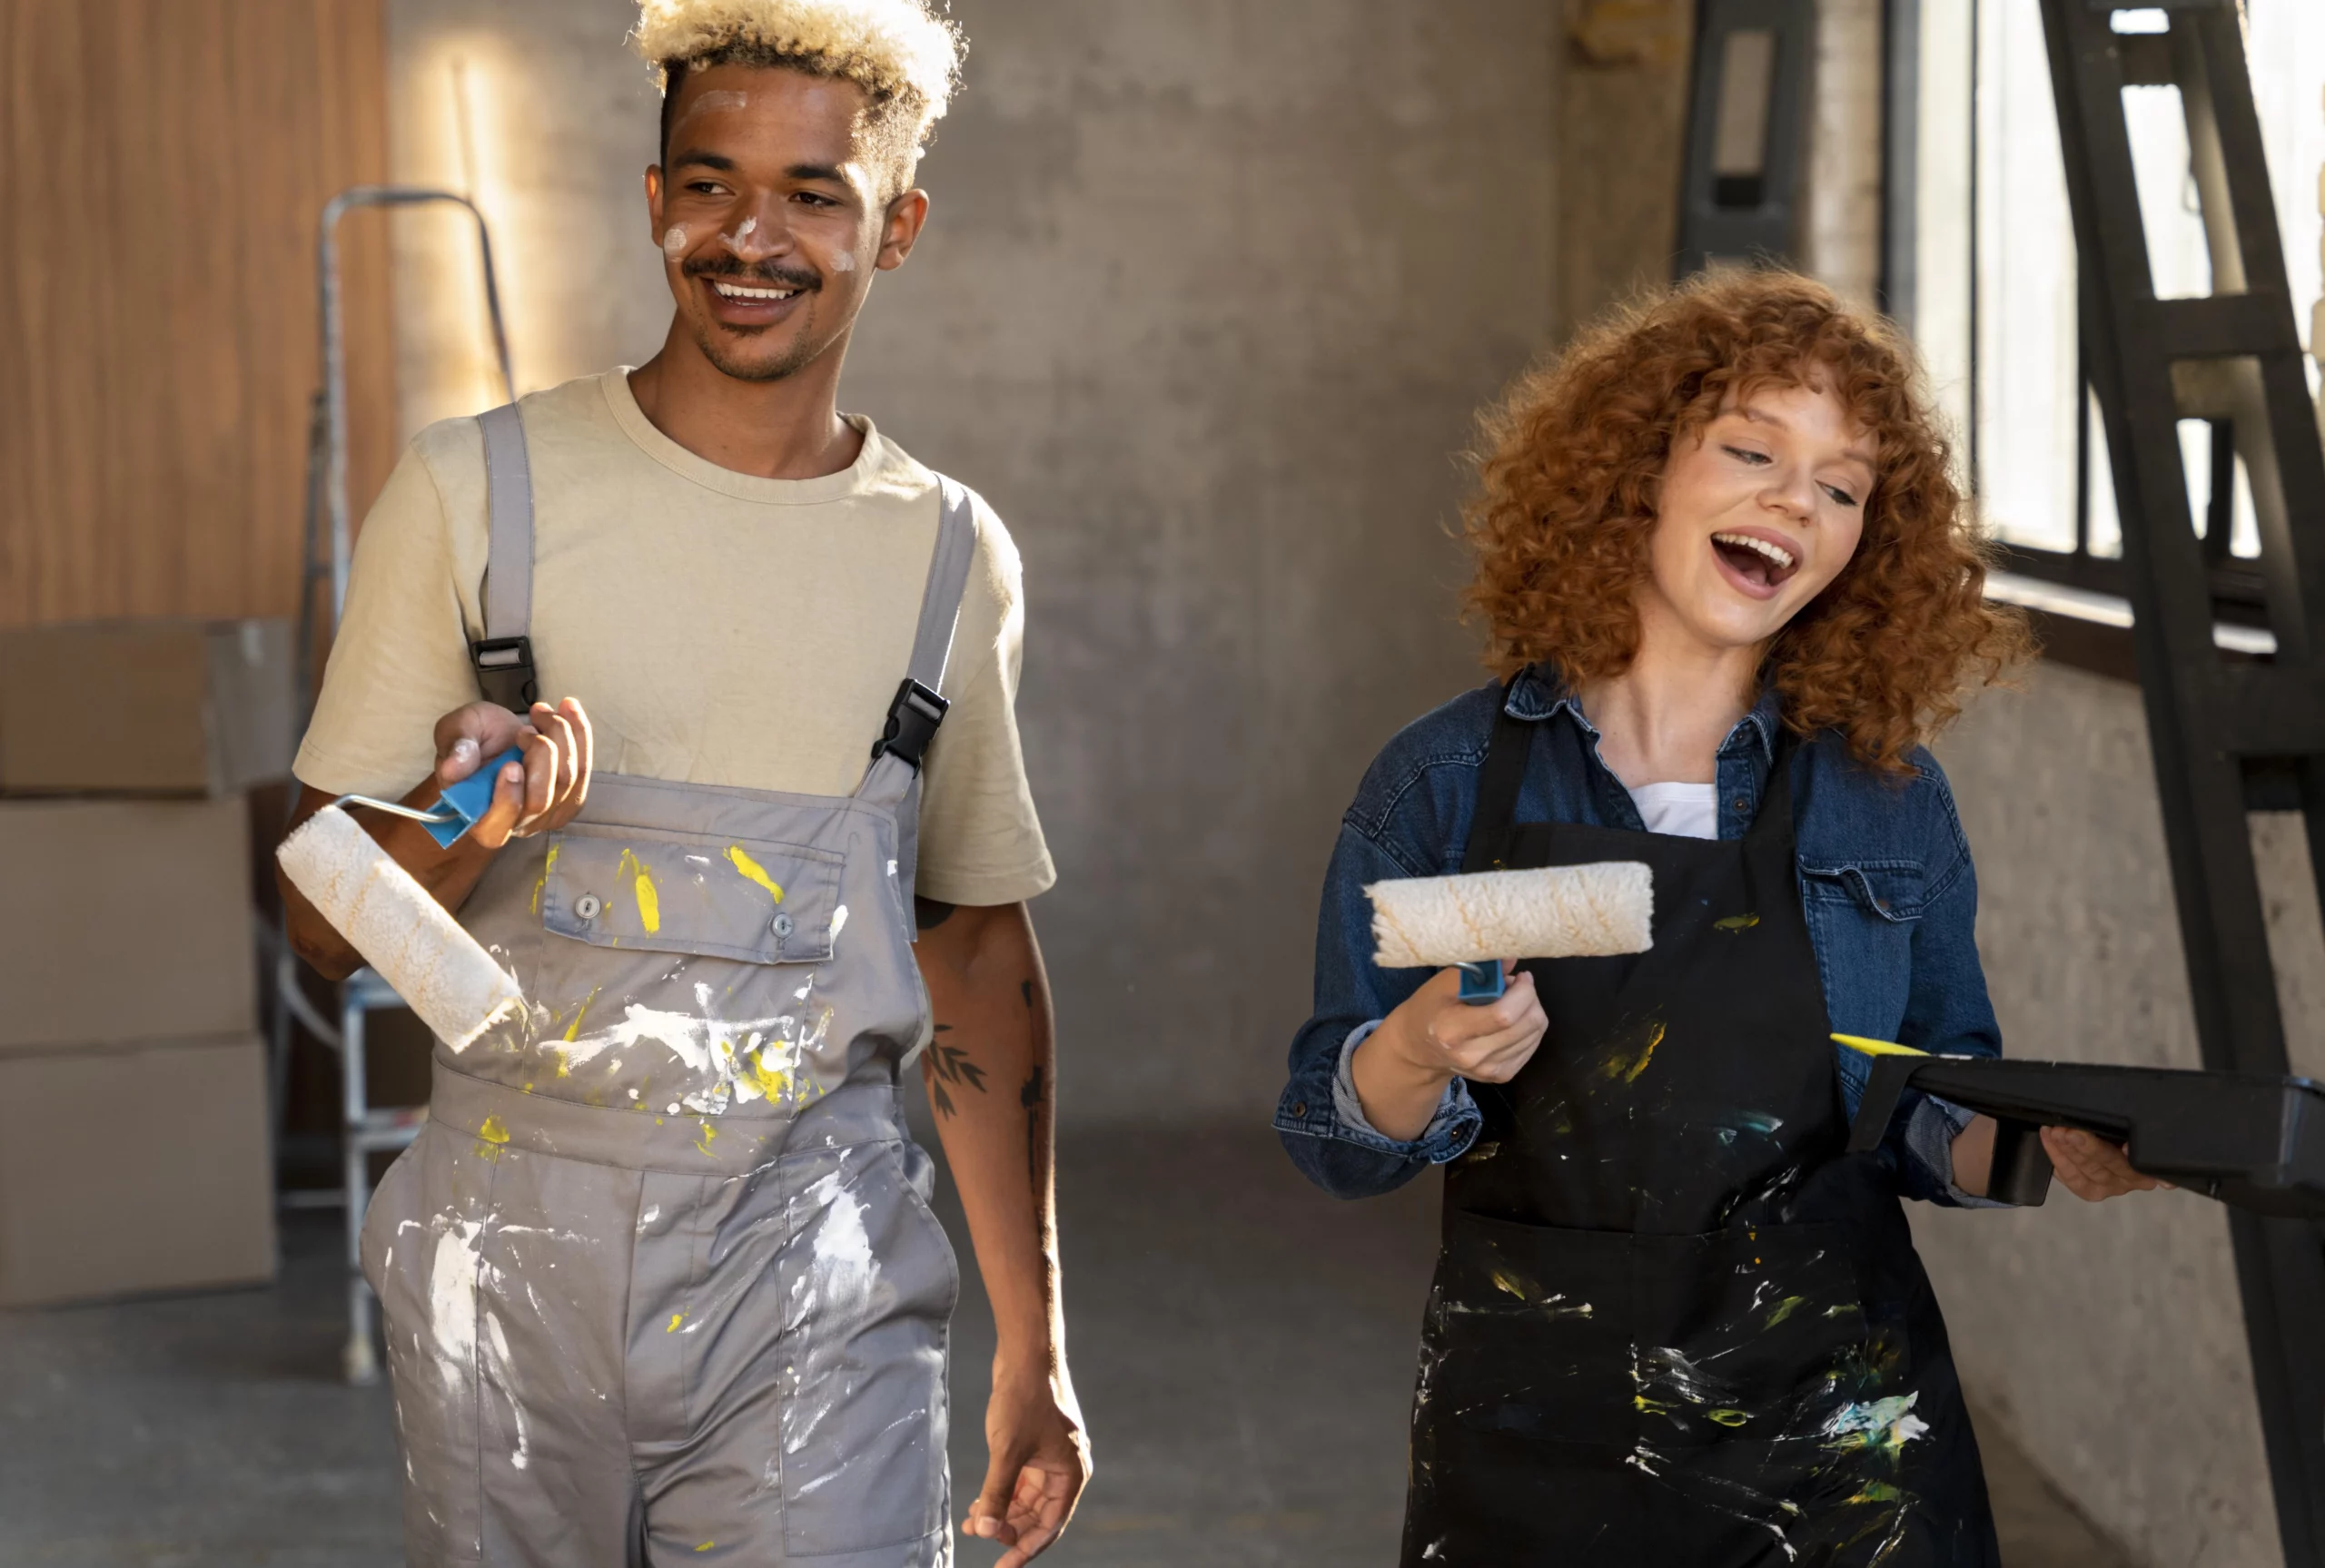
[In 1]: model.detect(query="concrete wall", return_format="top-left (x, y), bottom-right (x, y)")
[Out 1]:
top-left (1925, 661), bottom-right (2325, 1568)
top-left (382, 0), bottom-right (1563, 1122)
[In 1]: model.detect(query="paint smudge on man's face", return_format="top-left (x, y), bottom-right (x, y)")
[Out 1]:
top-left (662, 225), bottom-right (689, 261)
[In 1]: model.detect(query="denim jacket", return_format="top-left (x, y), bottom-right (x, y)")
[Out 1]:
top-left (1273, 666), bottom-right (2005, 1208)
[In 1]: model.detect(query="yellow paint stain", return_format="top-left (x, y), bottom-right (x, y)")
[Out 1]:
top-left (1849, 1481), bottom-right (1902, 1504)
top-left (667, 1313), bottom-right (685, 1333)
top-left (1602, 1021), bottom-right (1667, 1084)
top-left (614, 850), bottom-right (660, 933)
top-left (1831, 1032), bottom-right (1928, 1058)
top-left (694, 1544), bottom-right (715, 1554)
top-left (1707, 1408), bottom-right (1751, 1427)
top-left (1714, 912), bottom-right (1760, 932)
top-left (1765, 1295), bottom-right (1806, 1326)
top-left (1489, 1267), bottom-right (1529, 1301)
top-left (696, 1119), bottom-right (718, 1155)
top-left (726, 845), bottom-right (785, 903)
top-left (746, 1051), bottom-right (793, 1104)
top-left (479, 1115), bottom-right (510, 1144)
top-left (1634, 1395), bottom-right (1673, 1415)
top-left (531, 845), bottom-right (560, 915)
top-left (553, 987), bottom-right (602, 1080)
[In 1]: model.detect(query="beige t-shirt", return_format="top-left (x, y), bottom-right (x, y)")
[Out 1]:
top-left (295, 370), bottom-right (1054, 908)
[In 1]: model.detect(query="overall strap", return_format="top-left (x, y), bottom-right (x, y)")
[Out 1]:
top-left (1460, 687), bottom-right (1536, 873)
top-left (473, 403), bottom-right (539, 712)
top-left (867, 478), bottom-right (978, 774)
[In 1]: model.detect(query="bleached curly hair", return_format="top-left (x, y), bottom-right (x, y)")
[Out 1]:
top-left (631, 0), bottom-right (965, 190)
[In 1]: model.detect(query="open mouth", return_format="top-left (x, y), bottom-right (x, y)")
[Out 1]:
top-left (1710, 530), bottom-right (1800, 597)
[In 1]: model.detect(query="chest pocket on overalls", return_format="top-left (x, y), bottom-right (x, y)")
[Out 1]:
top-left (1798, 860), bottom-right (1924, 1040)
top-left (542, 823), bottom-right (846, 964)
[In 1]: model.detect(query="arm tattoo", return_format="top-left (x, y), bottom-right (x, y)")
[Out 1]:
top-left (923, 1023), bottom-right (985, 1119)
top-left (1020, 1064), bottom-right (1045, 1198)
top-left (915, 896), bottom-right (956, 931)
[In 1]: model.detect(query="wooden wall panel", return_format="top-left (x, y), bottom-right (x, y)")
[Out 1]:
top-left (0, 0), bottom-right (396, 626)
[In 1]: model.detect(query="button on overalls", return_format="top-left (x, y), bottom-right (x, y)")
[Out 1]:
top-left (1400, 695), bottom-right (2001, 1567)
top-left (359, 405), bottom-right (973, 1567)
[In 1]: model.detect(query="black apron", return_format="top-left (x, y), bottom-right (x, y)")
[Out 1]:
top-left (1401, 703), bottom-right (1999, 1568)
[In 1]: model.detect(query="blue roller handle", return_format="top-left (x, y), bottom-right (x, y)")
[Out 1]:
top-left (422, 745), bottom-right (527, 848)
top-left (1457, 960), bottom-right (1506, 1006)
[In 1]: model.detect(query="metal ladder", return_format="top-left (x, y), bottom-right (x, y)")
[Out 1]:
top-left (2038, 3), bottom-right (2325, 1561)
top-left (275, 186), bottom-right (515, 1385)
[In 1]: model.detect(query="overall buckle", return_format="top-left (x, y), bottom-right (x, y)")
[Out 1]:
top-left (471, 636), bottom-right (539, 713)
top-left (871, 678), bottom-right (950, 771)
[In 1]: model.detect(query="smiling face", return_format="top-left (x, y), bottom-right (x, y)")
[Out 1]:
top-left (645, 64), bottom-right (925, 383)
top-left (1637, 379), bottom-right (1876, 660)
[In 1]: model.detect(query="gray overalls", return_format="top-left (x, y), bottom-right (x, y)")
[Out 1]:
top-left (359, 404), bottom-right (973, 1567)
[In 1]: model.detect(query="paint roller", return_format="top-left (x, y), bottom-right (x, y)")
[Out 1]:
top-left (275, 748), bottom-right (529, 1051)
top-left (1366, 863), bottom-right (1655, 1002)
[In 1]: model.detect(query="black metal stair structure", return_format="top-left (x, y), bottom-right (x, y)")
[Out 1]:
top-left (2039, 2), bottom-right (2325, 1560)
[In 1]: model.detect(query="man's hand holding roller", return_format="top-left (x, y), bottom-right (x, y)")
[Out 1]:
top-left (1350, 965), bottom-right (1548, 1142)
top-left (279, 697), bottom-right (594, 981)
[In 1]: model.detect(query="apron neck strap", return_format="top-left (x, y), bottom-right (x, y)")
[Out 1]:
top-left (1743, 719), bottom-right (1803, 851)
top-left (1461, 687), bottom-right (1535, 873)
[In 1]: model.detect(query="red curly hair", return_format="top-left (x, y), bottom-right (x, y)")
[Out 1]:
top-left (1463, 269), bottom-right (2031, 775)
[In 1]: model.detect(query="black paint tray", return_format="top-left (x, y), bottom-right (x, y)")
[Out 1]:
top-left (1845, 1055), bottom-right (2325, 1217)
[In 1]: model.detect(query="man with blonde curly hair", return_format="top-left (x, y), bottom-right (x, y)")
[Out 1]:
top-left (278, 2), bottom-right (1089, 1563)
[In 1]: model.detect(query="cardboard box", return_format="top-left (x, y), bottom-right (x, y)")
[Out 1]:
top-left (0, 1031), bottom-right (276, 1307)
top-left (0, 795), bottom-right (256, 1050)
top-left (0, 617), bottom-right (295, 795)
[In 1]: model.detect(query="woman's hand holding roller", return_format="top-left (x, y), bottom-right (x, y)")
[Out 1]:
top-left (1350, 965), bottom-right (1548, 1142)
top-left (433, 697), bottom-right (594, 847)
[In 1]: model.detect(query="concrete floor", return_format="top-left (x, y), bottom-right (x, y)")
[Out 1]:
top-left (1, 1123), bottom-right (2128, 1567)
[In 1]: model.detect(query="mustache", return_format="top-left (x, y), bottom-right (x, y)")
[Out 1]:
top-left (682, 255), bottom-right (821, 291)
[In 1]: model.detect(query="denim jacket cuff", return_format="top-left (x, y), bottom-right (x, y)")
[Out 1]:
top-left (1328, 1021), bottom-right (1482, 1163)
top-left (1908, 1093), bottom-right (2013, 1208)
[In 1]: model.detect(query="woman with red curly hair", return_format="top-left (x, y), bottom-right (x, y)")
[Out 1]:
top-left (1274, 271), bottom-right (2154, 1565)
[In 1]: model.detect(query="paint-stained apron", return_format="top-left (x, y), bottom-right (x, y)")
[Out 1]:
top-left (359, 403), bottom-right (971, 1568)
top-left (1400, 701), bottom-right (2000, 1567)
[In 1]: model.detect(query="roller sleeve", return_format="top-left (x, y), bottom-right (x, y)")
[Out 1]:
top-left (276, 804), bottom-right (526, 1051)
top-left (1367, 862), bottom-right (1655, 969)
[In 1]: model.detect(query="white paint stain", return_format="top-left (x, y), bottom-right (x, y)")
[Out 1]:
top-left (661, 225), bottom-right (689, 260)
top-left (722, 216), bottom-right (764, 257)
top-left (556, 986), bottom-right (828, 1116)
top-left (483, 1311), bottom-right (532, 1471)
top-left (830, 904), bottom-right (848, 943)
top-left (829, 249), bottom-right (856, 272)
top-left (638, 1204), bottom-right (661, 1234)
top-left (425, 1217), bottom-right (490, 1393)
top-left (784, 1170), bottom-right (879, 1456)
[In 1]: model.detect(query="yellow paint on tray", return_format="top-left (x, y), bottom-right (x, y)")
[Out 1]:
top-left (726, 845), bottom-right (786, 903)
top-left (1830, 1033), bottom-right (1928, 1058)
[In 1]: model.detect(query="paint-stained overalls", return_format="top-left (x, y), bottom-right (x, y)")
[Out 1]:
top-left (360, 405), bottom-right (971, 1567)
top-left (1401, 698), bottom-right (2001, 1566)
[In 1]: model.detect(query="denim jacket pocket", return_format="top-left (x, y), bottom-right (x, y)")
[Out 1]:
top-left (1798, 860), bottom-right (1924, 1041)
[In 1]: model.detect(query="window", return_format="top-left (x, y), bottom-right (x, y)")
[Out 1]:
top-left (1899, 0), bottom-right (2325, 646)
